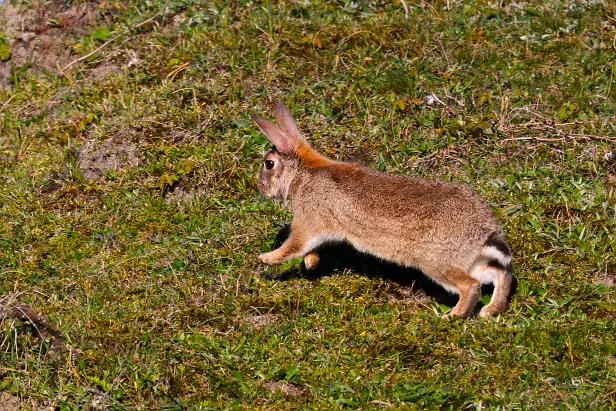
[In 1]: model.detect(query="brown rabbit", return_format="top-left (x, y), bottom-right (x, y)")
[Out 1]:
top-left (250, 102), bottom-right (513, 318)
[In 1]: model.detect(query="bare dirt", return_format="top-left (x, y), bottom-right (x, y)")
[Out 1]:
top-left (0, 392), bottom-right (54, 410)
top-left (76, 128), bottom-right (140, 181)
top-left (0, 0), bottom-right (99, 89)
top-left (241, 313), bottom-right (280, 329)
top-left (0, 392), bottom-right (20, 411)
top-left (261, 381), bottom-right (311, 397)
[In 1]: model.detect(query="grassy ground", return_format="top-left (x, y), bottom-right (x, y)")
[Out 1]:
top-left (1, 0), bottom-right (616, 409)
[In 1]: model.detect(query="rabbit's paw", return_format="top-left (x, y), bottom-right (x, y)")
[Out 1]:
top-left (479, 305), bottom-right (501, 318)
top-left (258, 252), bottom-right (278, 265)
top-left (304, 253), bottom-right (320, 270)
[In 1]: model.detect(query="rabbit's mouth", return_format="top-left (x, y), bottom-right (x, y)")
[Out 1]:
top-left (256, 180), bottom-right (271, 198)
top-left (257, 180), bottom-right (284, 201)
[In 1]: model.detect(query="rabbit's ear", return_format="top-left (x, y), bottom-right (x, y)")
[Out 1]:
top-left (250, 115), bottom-right (293, 154)
top-left (273, 102), bottom-right (302, 141)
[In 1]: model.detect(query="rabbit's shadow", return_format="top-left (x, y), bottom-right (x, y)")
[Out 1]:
top-left (268, 225), bottom-right (514, 312)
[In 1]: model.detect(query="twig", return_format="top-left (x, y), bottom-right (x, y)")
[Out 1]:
top-left (568, 133), bottom-right (616, 142)
top-left (0, 300), bottom-right (78, 362)
top-left (501, 133), bottom-right (614, 143)
top-left (426, 93), bottom-right (446, 106)
top-left (64, 33), bottom-right (124, 70)
top-left (0, 94), bottom-right (16, 113)
top-left (433, 33), bottom-right (450, 63)
top-left (398, 0), bottom-right (409, 19)
top-left (509, 106), bottom-right (550, 121)
top-left (166, 62), bottom-right (190, 80)
top-left (497, 105), bottom-right (616, 142)
top-left (63, 6), bottom-right (165, 70)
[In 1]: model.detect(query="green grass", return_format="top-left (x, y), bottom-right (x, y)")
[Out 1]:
top-left (1, 0), bottom-right (616, 409)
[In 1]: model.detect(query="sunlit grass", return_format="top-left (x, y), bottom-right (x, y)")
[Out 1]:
top-left (1, 0), bottom-right (616, 408)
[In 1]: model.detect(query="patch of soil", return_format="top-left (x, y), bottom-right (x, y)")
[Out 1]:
top-left (164, 186), bottom-right (202, 204)
top-left (76, 130), bottom-right (140, 181)
top-left (386, 285), bottom-right (430, 305)
top-left (0, 392), bottom-right (20, 411)
top-left (88, 60), bottom-right (121, 80)
top-left (593, 270), bottom-right (616, 288)
top-left (0, 392), bottom-right (54, 410)
top-left (241, 313), bottom-right (280, 329)
top-left (262, 381), bottom-right (311, 397)
top-left (0, 0), bottom-right (99, 89)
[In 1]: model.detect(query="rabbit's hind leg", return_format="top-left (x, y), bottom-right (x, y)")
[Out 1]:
top-left (469, 257), bottom-right (513, 317)
top-left (303, 252), bottom-right (320, 270)
top-left (429, 267), bottom-right (481, 319)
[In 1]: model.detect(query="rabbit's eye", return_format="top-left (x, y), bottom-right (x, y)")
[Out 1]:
top-left (265, 160), bottom-right (275, 170)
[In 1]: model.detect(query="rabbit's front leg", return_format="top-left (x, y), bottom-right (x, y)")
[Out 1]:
top-left (259, 230), bottom-right (307, 265)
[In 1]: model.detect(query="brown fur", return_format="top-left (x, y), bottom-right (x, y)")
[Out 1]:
top-left (294, 141), bottom-right (332, 167)
top-left (251, 102), bottom-right (513, 318)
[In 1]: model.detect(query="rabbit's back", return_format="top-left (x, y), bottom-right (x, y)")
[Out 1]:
top-left (292, 163), bottom-right (502, 270)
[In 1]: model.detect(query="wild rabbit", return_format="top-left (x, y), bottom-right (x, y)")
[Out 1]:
top-left (250, 102), bottom-right (512, 318)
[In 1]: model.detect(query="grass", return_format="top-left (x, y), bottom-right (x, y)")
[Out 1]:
top-left (1, 0), bottom-right (616, 409)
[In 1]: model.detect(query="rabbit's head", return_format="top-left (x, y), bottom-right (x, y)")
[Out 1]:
top-left (251, 102), bottom-right (330, 201)
top-left (256, 146), bottom-right (296, 200)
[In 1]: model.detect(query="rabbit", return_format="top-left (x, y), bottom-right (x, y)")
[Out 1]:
top-left (250, 102), bottom-right (513, 318)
